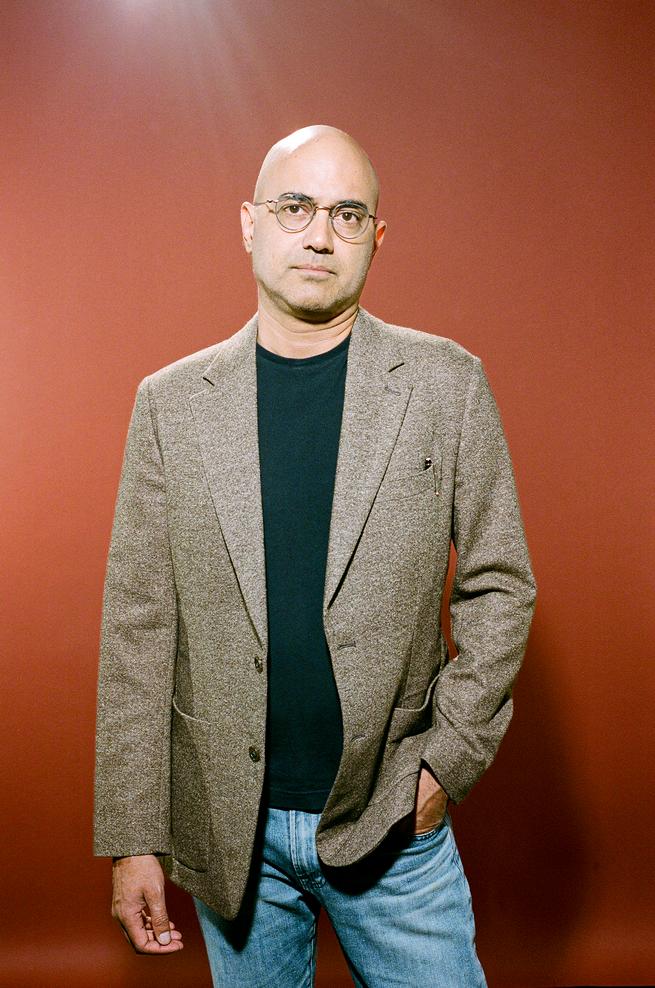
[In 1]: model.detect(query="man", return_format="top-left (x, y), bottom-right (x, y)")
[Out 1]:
top-left (95, 125), bottom-right (536, 987)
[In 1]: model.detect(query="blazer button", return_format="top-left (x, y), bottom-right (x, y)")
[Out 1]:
top-left (249, 746), bottom-right (261, 762)
top-left (254, 656), bottom-right (263, 673)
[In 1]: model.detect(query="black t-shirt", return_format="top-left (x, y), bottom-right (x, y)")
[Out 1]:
top-left (256, 334), bottom-right (349, 811)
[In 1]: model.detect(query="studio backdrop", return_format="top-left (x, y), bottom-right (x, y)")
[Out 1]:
top-left (1, 2), bottom-right (653, 986)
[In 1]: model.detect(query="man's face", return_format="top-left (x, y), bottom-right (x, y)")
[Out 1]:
top-left (241, 137), bottom-right (386, 325)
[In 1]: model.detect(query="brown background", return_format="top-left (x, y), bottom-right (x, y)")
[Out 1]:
top-left (1, 1), bottom-right (653, 986)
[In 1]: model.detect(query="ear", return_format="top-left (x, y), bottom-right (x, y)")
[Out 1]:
top-left (370, 218), bottom-right (386, 259)
top-left (241, 202), bottom-right (255, 254)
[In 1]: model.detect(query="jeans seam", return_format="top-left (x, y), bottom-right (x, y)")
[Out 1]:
top-left (290, 810), bottom-right (326, 890)
top-left (307, 913), bottom-right (318, 988)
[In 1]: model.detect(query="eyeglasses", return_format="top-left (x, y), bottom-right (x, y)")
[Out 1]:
top-left (254, 193), bottom-right (377, 241)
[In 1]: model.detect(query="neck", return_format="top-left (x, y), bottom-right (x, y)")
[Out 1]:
top-left (256, 300), bottom-right (358, 358)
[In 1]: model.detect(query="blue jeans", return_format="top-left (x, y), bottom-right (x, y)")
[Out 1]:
top-left (196, 808), bottom-right (487, 988)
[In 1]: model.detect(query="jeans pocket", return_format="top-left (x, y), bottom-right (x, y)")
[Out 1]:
top-left (384, 816), bottom-right (448, 855)
top-left (408, 818), bottom-right (447, 844)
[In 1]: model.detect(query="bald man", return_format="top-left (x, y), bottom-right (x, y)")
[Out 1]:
top-left (95, 126), bottom-right (535, 987)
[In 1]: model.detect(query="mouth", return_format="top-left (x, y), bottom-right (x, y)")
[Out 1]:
top-left (292, 264), bottom-right (335, 275)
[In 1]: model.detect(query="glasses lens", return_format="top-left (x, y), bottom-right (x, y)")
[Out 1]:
top-left (275, 195), bottom-right (314, 231)
top-left (332, 203), bottom-right (370, 239)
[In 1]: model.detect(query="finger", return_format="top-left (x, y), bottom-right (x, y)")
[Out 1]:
top-left (119, 910), bottom-right (151, 952)
top-left (142, 912), bottom-right (177, 931)
top-left (117, 917), bottom-right (150, 953)
top-left (118, 904), bottom-right (177, 952)
top-left (142, 919), bottom-right (182, 942)
top-left (133, 935), bottom-right (184, 953)
top-left (144, 887), bottom-right (172, 945)
top-left (119, 920), bottom-right (183, 953)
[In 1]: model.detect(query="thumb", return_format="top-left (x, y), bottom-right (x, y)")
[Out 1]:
top-left (146, 891), bottom-right (171, 945)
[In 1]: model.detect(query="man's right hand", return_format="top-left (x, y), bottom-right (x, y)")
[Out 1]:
top-left (112, 854), bottom-right (183, 954)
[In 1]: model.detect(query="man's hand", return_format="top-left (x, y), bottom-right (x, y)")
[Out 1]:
top-left (398, 764), bottom-right (449, 835)
top-left (112, 854), bottom-right (183, 954)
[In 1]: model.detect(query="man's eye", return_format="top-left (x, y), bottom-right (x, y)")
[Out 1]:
top-left (336, 207), bottom-right (365, 224)
top-left (279, 198), bottom-right (311, 215)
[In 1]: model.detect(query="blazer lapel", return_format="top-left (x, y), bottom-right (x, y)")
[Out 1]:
top-left (189, 316), bottom-right (268, 650)
top-left (324, 310), bottom-right (411, 608)
top-left (189, 310), bottom-right (410, 639)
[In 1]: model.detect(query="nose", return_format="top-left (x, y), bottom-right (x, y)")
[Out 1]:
top-left (302, 206), bottom-right (334, 252)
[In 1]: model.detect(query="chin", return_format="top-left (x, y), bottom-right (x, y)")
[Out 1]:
top-left (285, 294), bottom-right (338, 316)
top-left (292, 303), bottom-right (345, 323)
top-left (290, 289), bottom-right (357, 316)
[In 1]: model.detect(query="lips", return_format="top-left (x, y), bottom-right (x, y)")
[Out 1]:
top-left (293, 264), bottom-right (335, 274)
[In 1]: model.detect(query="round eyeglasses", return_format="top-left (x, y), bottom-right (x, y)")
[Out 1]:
top-left (254, 193), bottom-right (377, 241)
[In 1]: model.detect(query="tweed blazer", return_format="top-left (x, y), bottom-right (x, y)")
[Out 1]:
top-left (94, 309), bottom-right (536, 920)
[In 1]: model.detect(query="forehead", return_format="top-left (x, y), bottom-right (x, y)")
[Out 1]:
top-left (262, 140), bottom-right (377, 207)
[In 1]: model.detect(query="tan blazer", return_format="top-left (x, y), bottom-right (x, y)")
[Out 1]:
top-left (94, 309), bottom-right (535, 919)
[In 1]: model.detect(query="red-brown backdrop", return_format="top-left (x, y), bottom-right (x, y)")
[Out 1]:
top-left (1, 2), bottom-right (653, 986)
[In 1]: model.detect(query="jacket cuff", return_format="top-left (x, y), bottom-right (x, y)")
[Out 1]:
top-left (420, 715), bottom-right (505, 804)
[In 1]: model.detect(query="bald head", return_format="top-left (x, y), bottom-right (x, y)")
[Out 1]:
top-left (241, 125), bottom-right (386, 343)
top-left (254, 125), bottom-right (380, 213)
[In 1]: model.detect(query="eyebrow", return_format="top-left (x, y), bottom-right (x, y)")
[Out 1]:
top-left (280, 192), bottom-right (370, 210)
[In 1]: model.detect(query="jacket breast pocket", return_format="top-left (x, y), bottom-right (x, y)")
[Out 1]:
top-left (378, 456), bottom-right (442, 501)
top-left (171, 699), bottom-right (211, 872)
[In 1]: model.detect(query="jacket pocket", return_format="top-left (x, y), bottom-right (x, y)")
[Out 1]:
top-left (387, 669), bottom-right (440, 744)
top-left (378, 456), bottom-right (442, 500)
top-left (171, 699), bottom-right (210, 872)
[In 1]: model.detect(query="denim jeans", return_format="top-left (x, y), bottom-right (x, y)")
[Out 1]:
top-left (195, 807), bottom-right (487, 988)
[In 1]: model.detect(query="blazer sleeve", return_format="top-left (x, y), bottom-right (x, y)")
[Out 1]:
top-left (424, 360), bottom-right (537, 804)
top-left (94, 378), bottom-right (178, 857)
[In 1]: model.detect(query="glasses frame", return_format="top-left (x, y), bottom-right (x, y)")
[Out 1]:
top-left (254, 193), bottom-right (378, 241)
